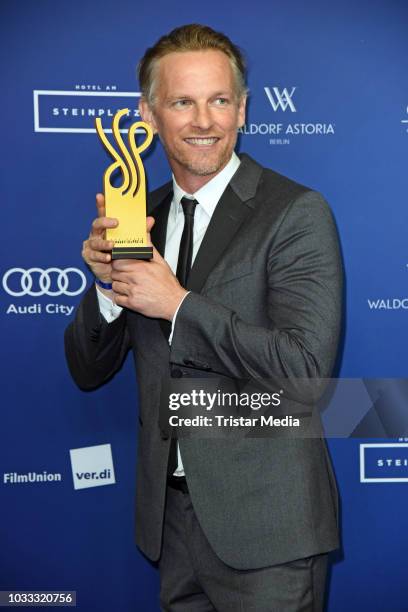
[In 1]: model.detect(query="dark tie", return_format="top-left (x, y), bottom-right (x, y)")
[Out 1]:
top-left (167, 197), bottom-right (198, 476)
top-left (176, 197), bottom-right (198, 287)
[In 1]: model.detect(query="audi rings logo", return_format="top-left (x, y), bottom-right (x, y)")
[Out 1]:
top-left (2, 268), bottom-right (87, 297)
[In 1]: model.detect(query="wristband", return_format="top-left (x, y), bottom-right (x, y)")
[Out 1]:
top-left (95, 278), bottom-right (113, 290)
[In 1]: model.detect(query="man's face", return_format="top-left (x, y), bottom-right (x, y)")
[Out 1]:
top-left (140, 50), bottom-right (246, 191)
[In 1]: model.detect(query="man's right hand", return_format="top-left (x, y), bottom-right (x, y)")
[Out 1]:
top-left (82, 193), bottom-right (118, 290)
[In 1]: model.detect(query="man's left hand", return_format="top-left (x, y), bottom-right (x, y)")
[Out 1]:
top-left (111, 217), bottom-right (188, 321)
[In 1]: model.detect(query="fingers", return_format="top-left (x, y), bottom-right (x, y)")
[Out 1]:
top-left (151, 242), bottom-right (165, 264)
top-left (82, 235), bottom-right (114, 267)
top-left (90, 216), bottom-right (118, 237)
top-left (112, 259), bottom-right (143, 273)
top-left (89, 252), bottom-right (111, 264)
top-left (88, 236), bottom-right (114, 252)
top-left (146, 216), bottom-right (155, 232)
top-left (146, 216), bottom-right (155, 247)
top-left (111, 280), bottom-right (129, 296)
top-left (93, 194), bottom-right (118, 238)
top-left (81, 195), bottom-right (116, 281)
top-left (96, 193), bottom-right (105, 217)
top-left (82, 241), bottom-right (112, 264)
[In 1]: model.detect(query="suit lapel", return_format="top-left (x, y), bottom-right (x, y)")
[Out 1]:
top-left (187, 154), bottom-right (263, 293)
top-left (187, 184), bottom-right (251, 293)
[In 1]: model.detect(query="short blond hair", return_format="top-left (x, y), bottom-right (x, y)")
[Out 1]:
top-left (138, 24), bottom-right (247, 105)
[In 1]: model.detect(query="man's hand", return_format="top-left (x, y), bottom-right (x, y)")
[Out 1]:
top-left (82, 194), bottom-right (117, 292)
top-left (111, 239), bottom-right (188, 322)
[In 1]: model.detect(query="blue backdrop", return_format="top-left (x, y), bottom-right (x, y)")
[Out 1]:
top-left (1, 1), bottom-right (407, 610)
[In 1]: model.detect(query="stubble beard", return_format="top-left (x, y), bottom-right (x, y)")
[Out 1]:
top-left (162, 137), bottom-right (236, 178)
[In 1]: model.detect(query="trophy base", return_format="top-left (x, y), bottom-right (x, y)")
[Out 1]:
top-left (112, 246), bottom-right (153, 260)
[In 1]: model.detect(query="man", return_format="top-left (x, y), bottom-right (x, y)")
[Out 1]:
top-left (65, 24), bottom-right (342, 611)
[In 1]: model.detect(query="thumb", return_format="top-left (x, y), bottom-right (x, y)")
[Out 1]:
top-left (146, 215), bottom-right (155, 233)
top-left (151, 242), bottom-right (165, 264)
top-left (146, 216), bottom-right (155, 246)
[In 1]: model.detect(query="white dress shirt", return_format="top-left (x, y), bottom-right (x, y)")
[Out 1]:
top-left (96, 151), bottom-right (241, 475)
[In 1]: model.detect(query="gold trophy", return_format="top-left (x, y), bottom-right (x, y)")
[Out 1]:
top-left (95, 108), bottom-right (153, 259)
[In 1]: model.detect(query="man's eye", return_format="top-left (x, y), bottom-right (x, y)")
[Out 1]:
top-left (214, 97), bottom-right (229, 105)
top-left (173, 99), bottom-right (192, 108)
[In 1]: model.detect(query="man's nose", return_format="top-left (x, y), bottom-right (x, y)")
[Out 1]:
top-left (191, 104), bottom-right (213, 130)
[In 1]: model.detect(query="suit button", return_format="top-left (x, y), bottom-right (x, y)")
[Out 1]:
top-left (160, 429), bottom-right (170, 440)
top-left (171, 368), bottom-right (183, 378)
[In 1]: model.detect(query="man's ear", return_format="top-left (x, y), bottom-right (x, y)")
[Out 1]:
top-left (139, 98), bottom-right (157, 133)
top-left (237, 95), bottom-right (247, 129)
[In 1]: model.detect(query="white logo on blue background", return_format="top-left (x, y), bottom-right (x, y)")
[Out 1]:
top-left (360, 443), bottom-right (408, 483)
top-left (264, 87), bottom-right (297, 112)
top-left (70, 444), bottom-right (116, 490)
top-left (33, 90), bottom-right (141, 133)
top-left (3, 267), bottom-right (86, 297)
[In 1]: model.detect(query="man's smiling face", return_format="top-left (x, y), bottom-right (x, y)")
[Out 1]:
top-left (140, 49), bottom-right (246, 192)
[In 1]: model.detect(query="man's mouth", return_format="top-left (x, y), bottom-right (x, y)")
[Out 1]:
top-left (184, 137), bottom-right (220, 146)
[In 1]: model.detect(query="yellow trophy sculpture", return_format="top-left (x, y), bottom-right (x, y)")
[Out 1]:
top-left (95, 108), bottom-right (153, 259)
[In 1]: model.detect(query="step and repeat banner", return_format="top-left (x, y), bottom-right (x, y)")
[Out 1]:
top-left (1, 1), bottom-right (407, 610)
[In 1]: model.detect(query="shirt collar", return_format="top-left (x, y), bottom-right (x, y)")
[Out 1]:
top-left (171, 152), bottom-right (241, 221)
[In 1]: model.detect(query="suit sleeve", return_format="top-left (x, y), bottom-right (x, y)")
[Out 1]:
top-left (170, 191), bottom-right (343, 393)
top-left (64, 284), bottom-right (130, 390)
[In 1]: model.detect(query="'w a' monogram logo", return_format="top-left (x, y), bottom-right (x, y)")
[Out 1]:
top-left (264, 87), bottom-right (297, 112)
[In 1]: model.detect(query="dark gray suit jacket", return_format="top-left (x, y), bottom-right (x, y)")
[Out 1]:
top-left (65, 153), bottom-right (342, 570)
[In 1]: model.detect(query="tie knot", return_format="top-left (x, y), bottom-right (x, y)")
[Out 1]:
top-left (180, 197), bottom-right (197, 218)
